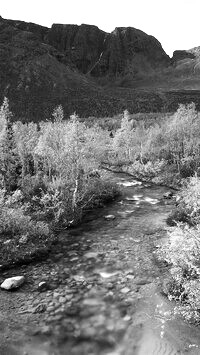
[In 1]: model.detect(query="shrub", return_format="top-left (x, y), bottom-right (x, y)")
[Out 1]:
top-left (0, 205), bottom-right (50, 238)
top-left (158, 223), bottom-right (200, 322)
top-left (129, 159), bottom-right (166, 178)
top-left (20, 174), bottom-right (47, 200)
top-left (166, 207), bottom-right (191, 226)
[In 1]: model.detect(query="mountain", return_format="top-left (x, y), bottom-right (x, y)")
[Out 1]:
top-left (1, 15), bottom-right (200, 121)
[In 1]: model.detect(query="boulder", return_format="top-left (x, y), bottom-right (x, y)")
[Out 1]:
top-left (1, 276), bottom-right (25, 290)
top-left (104, 215), bottom-right (116, 221)
top-left (38, 281), bottom-right (49, 292)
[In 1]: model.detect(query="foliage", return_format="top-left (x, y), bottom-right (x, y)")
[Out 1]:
top-left (111, 103), bottom-right (200, 181)
top-left (167, 175), bottom-right (200, 226)
top-left (158, 224), bottom-right (200, 323)
top-left (129, 159), bottom-right (166, 178)
top-left (0, 188), bottom-right (50, 238)
top-left (0, 98), bottom-right (118, 267)
top-left (0, 98), bottom-right (20, 191)
top-left (159, 176), bottom-right (200, 323)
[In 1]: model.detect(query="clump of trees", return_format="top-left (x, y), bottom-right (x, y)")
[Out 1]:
top-left (110, 103), bottom-right (200, 182)
top-left (0, 98), bottom-right (118, 266)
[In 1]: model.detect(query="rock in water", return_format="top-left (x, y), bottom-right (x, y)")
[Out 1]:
top-left (38, 281), bottom-right (49, 292)
top-left (104, 215), bottom-right (116, 221)
top-left (1, 276), bottom-right (25, 290)
top-left (163, 191), bottom-right (173, 199)
top-left (33, 304), bottom-right (47, 313)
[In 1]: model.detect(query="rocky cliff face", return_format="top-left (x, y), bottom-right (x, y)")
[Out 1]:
top-left (91, 27), bottom-right (170, 77)
top-left (47, 24), bottom-right (106, 73)
top-left (172, 50), bottom-right (195, 63)
top-left (47, 24), bottom-right (170, 78)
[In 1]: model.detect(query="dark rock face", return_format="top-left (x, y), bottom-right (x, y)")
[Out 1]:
top-left (47, 24), bottom-right (170, 78)
top-left (172, 50), bottom-right (195, 64)
top-left (91, 27), bottom-right (170, 77)
top-left (47, 24), bottom-right (106, 73)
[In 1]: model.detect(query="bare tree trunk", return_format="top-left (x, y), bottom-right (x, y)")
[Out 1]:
top-left (72, 175), bottom-right (78, 213)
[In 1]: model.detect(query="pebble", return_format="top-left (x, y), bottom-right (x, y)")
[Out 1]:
top-left (38, 281), bottom-right (49, 292)
top-left (73, 275), bottom-right (85, 282)
top-left (120, 287), bottom-right (131, 294)
top-left (83, 298), bottom-right (102, 306)
top-left (104, 215), bottom-right (116, 221)
top-left (40, 325), bottom-right (52, 335)
top-left (84, 252), bottom-right (99, 259)
top-left (33, 304), bottom-right (47, 313)
top-left (59, 296), bottom-right (67, 304)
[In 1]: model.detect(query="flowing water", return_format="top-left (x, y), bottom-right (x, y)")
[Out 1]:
top-left (1, 171), bottom-right (200, 355)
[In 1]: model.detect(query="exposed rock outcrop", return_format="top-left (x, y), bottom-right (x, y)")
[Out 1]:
top-left (47, 23), bottom-right (106, 73)
top-left (47, 24), bottom-right (170, 78)
top-left (91, 27), bottom-right (170, 77)
top-left (172, 50), bottom-right (195, 64)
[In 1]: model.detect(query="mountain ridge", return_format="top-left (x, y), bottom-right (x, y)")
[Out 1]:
top-left (1, 15), bottom-right (200, 121)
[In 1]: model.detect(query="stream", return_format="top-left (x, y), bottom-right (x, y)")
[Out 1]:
top-left (1, 171), bottom-right (200, 355)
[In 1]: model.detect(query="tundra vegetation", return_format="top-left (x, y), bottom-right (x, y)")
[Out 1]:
top-left (0, 98), bottom-right (118, 267)
top-left (1, 97), bottom-right (200, 322)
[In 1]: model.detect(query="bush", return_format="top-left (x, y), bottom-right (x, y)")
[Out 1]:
top-left (166, 207), bottom-right (191, 226)
top-left (158, 174), bottom-right (200, 323)
top-left (20, 174), bottom-right (47, 200)
top-left (158, 222), bottom-right (200, 322)
top-left (0, 202), bottom-right (50, 239)
top-left (130, 159), bottom-right (166, 178)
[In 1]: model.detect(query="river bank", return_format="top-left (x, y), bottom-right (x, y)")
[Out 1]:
top-left (101, 163), bottom-right (181, 191)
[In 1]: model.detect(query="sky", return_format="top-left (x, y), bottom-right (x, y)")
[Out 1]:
top-left (1, 0), bottom-right (200, 57)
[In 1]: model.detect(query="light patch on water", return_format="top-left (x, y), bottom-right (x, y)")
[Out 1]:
top-left (125, 195), bottom-right (159, 205)
top-left (144, 197), bottom-right (159, 204)
top-left (98, 271), bottom-right (118, 278)
top-left (117, 210), bottom-right (135, 216)
top-left (133, 194), bottom-right (143, 200)
top-left (118, 200), bottom-right (124, 204)
top-left (189, 344), bottom-right (199, 348)
top-left (117, 180), bottom-right (142, 187)
top-left (126, 194), bottom-right (143, 201)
